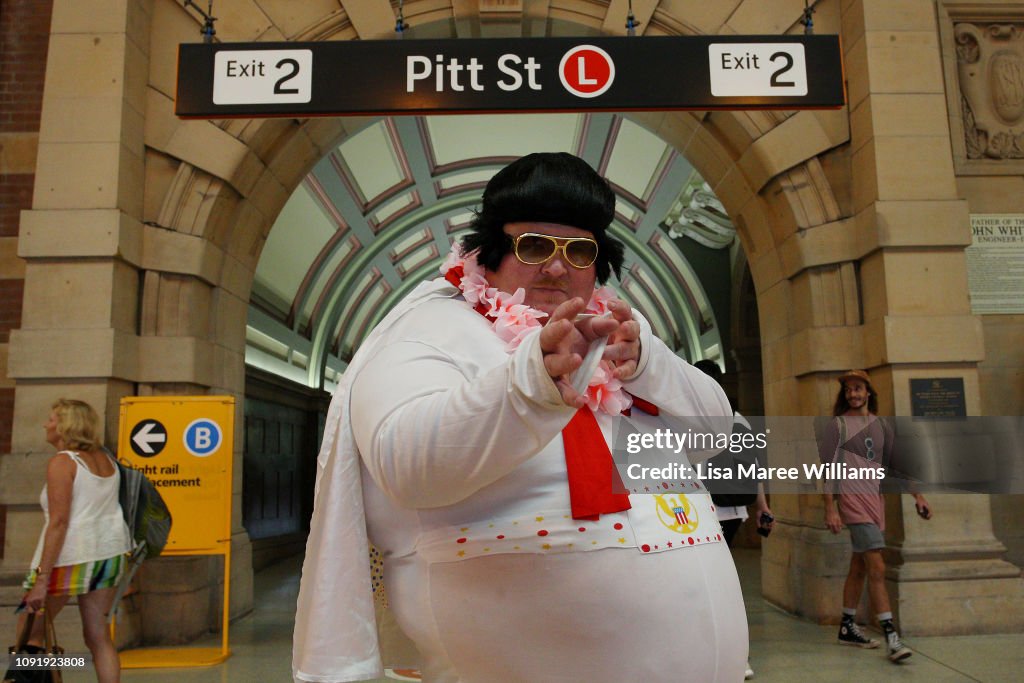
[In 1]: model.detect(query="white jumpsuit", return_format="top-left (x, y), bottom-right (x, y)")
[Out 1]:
top-left (293, 279), bottom-right (748, 683)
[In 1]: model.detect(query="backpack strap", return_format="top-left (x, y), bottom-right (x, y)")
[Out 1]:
top-left (831, 417), bottom-right (847, 465)
top-left (824, 417), bottom-right (847, 497)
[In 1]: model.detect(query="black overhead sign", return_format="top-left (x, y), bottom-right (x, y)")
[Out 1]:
top-left (175, 35), bottom-right (845, 118)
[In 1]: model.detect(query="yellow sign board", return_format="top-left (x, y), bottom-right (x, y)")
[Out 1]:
top-left (118, 396), bottom-right (234, 553)
top-left (115, 395), bottom-right (235, 666)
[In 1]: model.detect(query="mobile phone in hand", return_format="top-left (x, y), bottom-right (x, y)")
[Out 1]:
top-left (756, 512), bottom-right (774, 537)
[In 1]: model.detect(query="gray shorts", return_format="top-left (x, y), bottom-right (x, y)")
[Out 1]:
top-left (848, 523), bottom-right (885, 553)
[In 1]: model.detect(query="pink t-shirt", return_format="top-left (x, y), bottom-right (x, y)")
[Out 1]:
top-left (818, 416), bottom-right (894, 530)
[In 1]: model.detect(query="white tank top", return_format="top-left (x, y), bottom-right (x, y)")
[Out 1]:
top-left (30, 450), bottom-right (132, 568)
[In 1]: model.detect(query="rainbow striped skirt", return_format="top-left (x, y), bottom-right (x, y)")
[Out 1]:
top-left (22, 554), bottom-right (126, 596)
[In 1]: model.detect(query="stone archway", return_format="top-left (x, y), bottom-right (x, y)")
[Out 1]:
top-left (5, 0), bottom-right (1020, 644)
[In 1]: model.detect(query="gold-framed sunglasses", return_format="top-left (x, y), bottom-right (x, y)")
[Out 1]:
top-left (509, 232), bottom-right (599, 269)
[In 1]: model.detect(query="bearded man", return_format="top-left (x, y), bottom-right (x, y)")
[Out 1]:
top-left (821, 369), bottom-right (932, 663)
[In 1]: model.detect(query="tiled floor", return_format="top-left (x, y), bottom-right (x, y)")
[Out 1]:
top-left (57, 548), bottom-right (1020, 682)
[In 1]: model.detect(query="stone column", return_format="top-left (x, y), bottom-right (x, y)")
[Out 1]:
top-left (1, 0), bottom-right (255, 645)
top-left (0, 0), bottom-right (151, 644)
top-left (762, 0), bottom-right (1024, 634)
top-left (2, 0), bottom-right (148, 571)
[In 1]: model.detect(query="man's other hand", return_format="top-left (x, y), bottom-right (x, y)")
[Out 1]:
top-left (601, 299), bottom-right (640, 380)
top-left (825, 507), bottom-right (843, 534)
top-left (541, 298), bottom-right (615, 407)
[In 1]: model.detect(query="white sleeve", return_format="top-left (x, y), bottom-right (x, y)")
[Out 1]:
top-left (350, 327), bottom-right (575, 509)
top-left (621, 311), bottom-right (733, 423)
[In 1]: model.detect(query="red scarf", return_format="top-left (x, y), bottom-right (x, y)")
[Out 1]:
top-left (562, 406), bottom-right (631, 520)
top-left (451, 267), bottom-right (638, 520)
top-left (561, 396), bottom-right (660, 519)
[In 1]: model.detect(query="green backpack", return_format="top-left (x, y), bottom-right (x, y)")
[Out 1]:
top-left (105, 449), bottom-right (173, 559)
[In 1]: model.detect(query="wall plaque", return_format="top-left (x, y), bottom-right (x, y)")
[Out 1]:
top-left (910, 378), bottom-right (967, 418)
top-left (967, 214), bottom-right (1024, 314)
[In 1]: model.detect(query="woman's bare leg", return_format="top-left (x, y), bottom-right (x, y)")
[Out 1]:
top-left (78, 587), bottom-right (120, 683)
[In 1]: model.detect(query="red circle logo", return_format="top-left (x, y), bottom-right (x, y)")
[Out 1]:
top-left (559, 45), bottom-right (615, 98)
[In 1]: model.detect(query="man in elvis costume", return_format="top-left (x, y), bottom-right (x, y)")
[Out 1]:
top-left (293, 153), bottom-right (747, 682)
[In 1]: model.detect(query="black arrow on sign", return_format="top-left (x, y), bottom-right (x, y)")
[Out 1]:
top-left (130, 420), bottom-right (167, 457)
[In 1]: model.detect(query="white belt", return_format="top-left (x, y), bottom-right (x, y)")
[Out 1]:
top-left (415, 490), bottom-right (723, 564)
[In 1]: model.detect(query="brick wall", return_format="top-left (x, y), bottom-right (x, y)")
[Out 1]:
top-left (1, 0), bottom-right (53, 464)
top-left (0, 0), bottom-right (52, 552)
top-left (0, 0), bottom-right (52, 135)
top-left (0, 279), bottom-right (23, 345)
top-left (0, 173), bottom-right (33, 238)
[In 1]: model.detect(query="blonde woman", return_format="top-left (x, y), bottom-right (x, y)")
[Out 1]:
top-left (17, 399), bottom-right (132, 683)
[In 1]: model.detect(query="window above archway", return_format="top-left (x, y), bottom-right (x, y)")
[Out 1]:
top-left (247, 113), bottom-right (737, 389)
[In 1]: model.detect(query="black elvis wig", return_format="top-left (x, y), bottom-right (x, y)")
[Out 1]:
top-left (459, 152), bottom-right (625, 284)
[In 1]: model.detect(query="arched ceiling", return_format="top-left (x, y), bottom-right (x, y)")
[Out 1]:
top-left (246, 112), bottom-right (738, 390)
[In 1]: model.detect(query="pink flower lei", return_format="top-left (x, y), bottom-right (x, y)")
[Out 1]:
top-left (441, 243), bottom-right (632, 416)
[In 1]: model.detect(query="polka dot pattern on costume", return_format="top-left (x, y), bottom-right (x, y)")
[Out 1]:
top-left (419, 498), bottom-right (724, 563)
top-left (369, 545), bottom-right (388, 607)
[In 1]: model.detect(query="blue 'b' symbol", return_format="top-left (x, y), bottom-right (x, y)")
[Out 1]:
top-left (184, 419), bottom-right (222, 457)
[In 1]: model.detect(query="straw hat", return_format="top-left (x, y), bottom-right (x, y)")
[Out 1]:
top-left (837, 369), bottom-right (871, 386)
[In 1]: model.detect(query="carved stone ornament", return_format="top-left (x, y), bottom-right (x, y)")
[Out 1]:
top-left (955, 22), bottom-right (1024, 159)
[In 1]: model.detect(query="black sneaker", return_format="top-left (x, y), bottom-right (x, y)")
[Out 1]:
top-left (838, 620), bottom-right (880, 648)
top-left (886, 631), bottom-right (912, 662)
